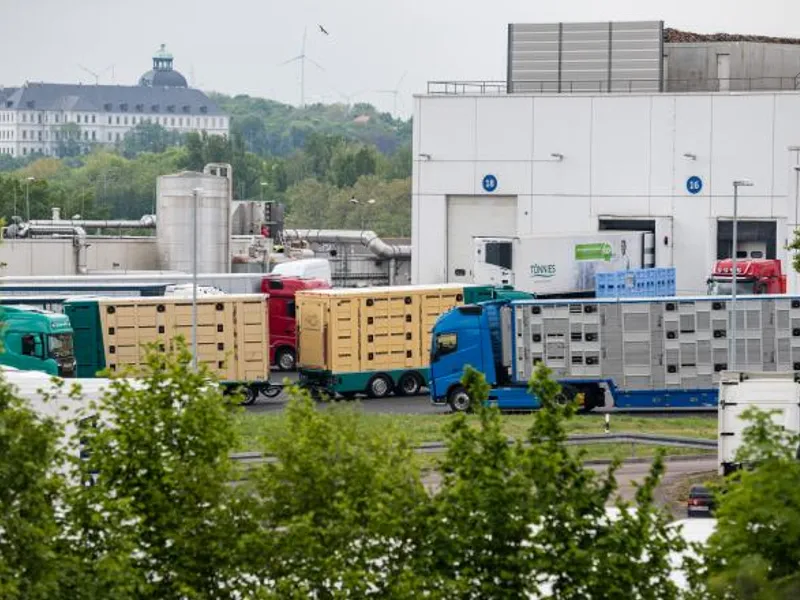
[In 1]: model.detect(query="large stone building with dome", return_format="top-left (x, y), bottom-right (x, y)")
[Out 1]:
top-left (0, 45), bottom-right (228, 158)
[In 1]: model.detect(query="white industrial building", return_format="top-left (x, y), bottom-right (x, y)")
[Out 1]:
top-left (412, 21), bottom-right (800, 294)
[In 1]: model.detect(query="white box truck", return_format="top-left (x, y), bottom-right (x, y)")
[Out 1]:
top-left (473, 231), bottom-right (655, 297)
top-left (718, 371), bottom-right (800, 475)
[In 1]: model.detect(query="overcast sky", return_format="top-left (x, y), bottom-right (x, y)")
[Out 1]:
top-left (1, 0), bottom-right (799, 117)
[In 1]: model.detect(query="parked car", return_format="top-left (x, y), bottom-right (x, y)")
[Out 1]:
top-left (687, 485), bottom-right (715, 518)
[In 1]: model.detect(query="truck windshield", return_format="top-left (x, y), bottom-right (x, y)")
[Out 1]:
top-left (707, 279), bottom-right (754, 295)
top-left (48, 333), bottom-right (74, 359)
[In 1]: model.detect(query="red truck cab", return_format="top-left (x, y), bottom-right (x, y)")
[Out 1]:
top-left (262, 275), bottom-right (331, 370)
top-left (707, 259), bottom-right (787, 295)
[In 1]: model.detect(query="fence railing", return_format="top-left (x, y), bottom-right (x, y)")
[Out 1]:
top-left (427, 76), bottom-right (800, 95)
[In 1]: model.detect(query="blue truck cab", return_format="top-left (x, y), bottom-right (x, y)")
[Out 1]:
top-left (430, 301), bottom-right (550, 411)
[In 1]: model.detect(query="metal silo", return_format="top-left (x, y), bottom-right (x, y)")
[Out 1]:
top-left (156, 168), bottom-right (231, 273)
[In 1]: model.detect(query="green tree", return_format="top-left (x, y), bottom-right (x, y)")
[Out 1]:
top-left (410, 366), bottom-right (535, 598)
top-left (55, 123), bottom-right (86, 158)
top-left (522, 365), bottom-right (684, 599)
top-left (119, 122), bottom-right (183, 158)
top-left (0, 377), bottom-right (64, 600)
top-left (304, 132), bottom-right (341, 178)
top-left (411, 364), bottom-right (687, 599)
top-left (328, 143), bottom-right (378, 188)
top-left (252, 388), bottom-right (426, 597)
top-left (700, 408), bottom-right (800, 599)
top-left (184, 131), bottom-right (206, 171)
top-left (283, 177), bottom-right (337, 229)
top-left (212, 93), bottom-right (411, 157)
top-left (57, 340), bottom-right (259, 599)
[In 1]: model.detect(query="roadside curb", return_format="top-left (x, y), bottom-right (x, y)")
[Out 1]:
top-left (583, 454), bottom-right (716, 466)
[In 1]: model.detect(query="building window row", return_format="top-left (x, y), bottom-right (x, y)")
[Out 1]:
top-left (0, 111), bottom-right (227, 129)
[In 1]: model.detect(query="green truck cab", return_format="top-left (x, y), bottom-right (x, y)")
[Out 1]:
top-left (0, 305), bottom-right (76, 376)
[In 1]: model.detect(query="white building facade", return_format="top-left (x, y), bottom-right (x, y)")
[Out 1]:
top-left (411, 91), bottom-right (800, 294)
top-left (0, 45), bottom-right (228, 158)
top-left (0, 101), bottom-right (228, 158)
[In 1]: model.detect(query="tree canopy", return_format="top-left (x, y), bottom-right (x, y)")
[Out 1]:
top-left (0, 96), bottom-right (412, 236)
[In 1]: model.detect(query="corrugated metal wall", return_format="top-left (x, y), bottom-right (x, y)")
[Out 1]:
top-left (507, 20), bottom-right (664, 93)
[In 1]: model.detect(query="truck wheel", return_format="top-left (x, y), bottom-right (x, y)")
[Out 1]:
top-left (447, 385), bottom-right (472, 413)
top-left (262, 384), bottom-right (282, 399)
top-left (397, 372), bottom-right (422, 396)
top-left (367, 374), bottom-right (392, 399)
top-left (276, 348), bottom-right (296, 371)
top-left (240, 386), bottom-right (258, 406)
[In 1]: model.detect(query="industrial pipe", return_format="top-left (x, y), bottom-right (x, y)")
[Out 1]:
top-left (28, 215), bottom-right (157, 229)
top-left (19, 225), bottom-right (88, 275)
top-left (282, 229), bottom-right (411, 259)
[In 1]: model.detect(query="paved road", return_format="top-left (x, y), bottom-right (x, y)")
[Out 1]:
top-left (247, 392), bottom-right (449, 414)
top-left (421, 457), bottom-right (718, 519)
top-left (252, 372), bottom-right (716, 416)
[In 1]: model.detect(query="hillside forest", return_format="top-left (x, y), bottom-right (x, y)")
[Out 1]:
top-left (0, 94), bottom-right (413, 237)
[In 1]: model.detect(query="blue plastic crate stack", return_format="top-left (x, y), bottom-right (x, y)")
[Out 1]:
top-left (595, 267), bottom-right (677, 299)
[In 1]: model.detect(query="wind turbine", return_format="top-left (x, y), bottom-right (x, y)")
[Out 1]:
top-left (375, 71), bottom-right (407, 116)
top-left (329, 85), bottom-right (367, 108)
top-left (279, 27), bottom-right (325, 108)
top-left (78, 63), bottom-right (115, 85)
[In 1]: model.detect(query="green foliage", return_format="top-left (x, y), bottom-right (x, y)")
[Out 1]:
top-left (788, 229), bottom-right (800, 273)
top-left (252, 386), bottom-right (425, 597)
top-left (2, 94), bottom-right (412, 234)
top-left (524, 364), bottom-right (685, 599)
top-left (119, 123), bottom-right (183, 158)
top-left (2, 347), bottom-right (751, 598)
top-left (57, 339), bottom-right (258, 599)
top-left (403, 363), bottom-right (687, 598)
top-left (699, 409), bottom-right (800, 599)
top-left (412, 365), bottom-right (534, 597)
top-left (55, 123), bottom-right (89, 158)
top-left (0, 379), bottom-right (64, 600)
top-left (216, 93), bottom-right (411, 156)
top-left (284, 175), bottom-right (411, 236)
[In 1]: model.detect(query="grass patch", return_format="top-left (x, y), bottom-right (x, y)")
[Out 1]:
top-left (235, 407), bottom-right (716, 453)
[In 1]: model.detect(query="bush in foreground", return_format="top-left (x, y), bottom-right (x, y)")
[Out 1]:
top-left (4, 342), bottom-right (800, 598)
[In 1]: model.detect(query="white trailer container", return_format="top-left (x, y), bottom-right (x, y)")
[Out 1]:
top-left (473, 231), bottom-right (654, 296)
top-left (718, 371), bottom-right (800, 475)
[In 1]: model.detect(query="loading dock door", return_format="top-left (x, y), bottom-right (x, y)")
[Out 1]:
top-left (716, 220), bottom-right (776, 260)
top-left (446, 195), bottom-right (517, 283)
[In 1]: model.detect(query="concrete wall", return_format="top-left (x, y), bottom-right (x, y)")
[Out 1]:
top-left (412, 91), bottom-right (800, 294)
top-left (0, 238), bottom-right (159, 276)
top-left (665, 43), bottom-right (800, 91)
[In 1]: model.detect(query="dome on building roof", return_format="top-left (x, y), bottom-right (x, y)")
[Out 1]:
top-left (153, 43), bottom-right (173, 60)
top-left (138, 44), bottom-right (188, 88)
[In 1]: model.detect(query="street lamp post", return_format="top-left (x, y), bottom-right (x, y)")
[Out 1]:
top-left (25, 177), bottom-right (35, 222)
top-left (260, 181), bottom-right (267, 202)
top-left (191, 187), bottom-right (203, 370)
top-left (730, 179), bottom-right (754, 371)
top-left (349, 196), bottom-right (376, 230)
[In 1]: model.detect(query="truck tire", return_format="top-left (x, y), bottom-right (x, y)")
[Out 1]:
top-left (240, 386), bottom-right (258, 406)
top-left (447, 385), bottom-right (472, 413)
top-left (261, 384), bottom-right (282, 399)
top-left (367, 374), bottom-right (392, 399)
top-left (397, 372), bottom-right (422, 396)
top-left (276, 347), bottom-right (296, 371)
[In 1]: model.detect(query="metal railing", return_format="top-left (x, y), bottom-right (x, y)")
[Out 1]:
top-left (427, 76), bottom-right (800, 95)
top-left (230, 433), bottom-right (717, 466)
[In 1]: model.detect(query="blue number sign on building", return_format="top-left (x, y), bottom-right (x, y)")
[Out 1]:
top-left (482, 174), bottom-right (498, 192)
top-left (686, 176), bottom-right (703, 195)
